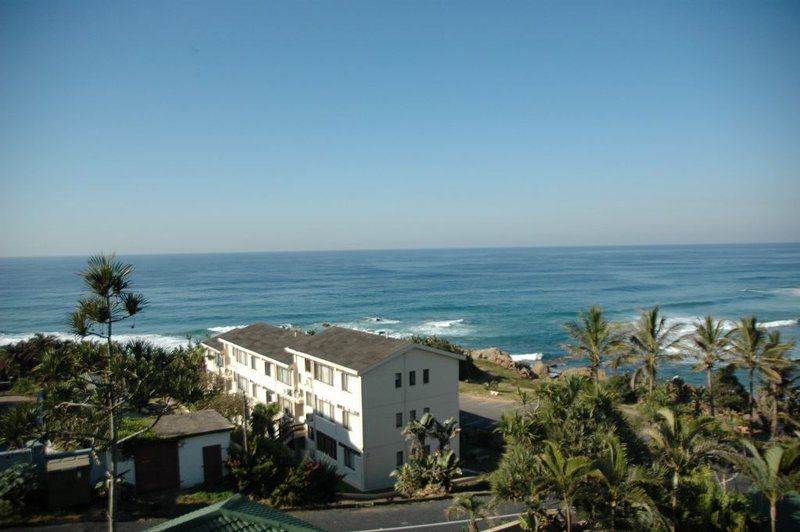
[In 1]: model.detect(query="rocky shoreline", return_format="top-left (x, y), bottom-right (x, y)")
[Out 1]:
top-left (467, 346), bottom-right (597, 381)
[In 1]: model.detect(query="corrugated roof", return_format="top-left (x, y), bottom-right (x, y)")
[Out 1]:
top-left (289, 326), bottom-right (412, 372)
top-left (152, 410), bottom-right (234, 439)
top-left (147, 494), bottom-right (323, 532)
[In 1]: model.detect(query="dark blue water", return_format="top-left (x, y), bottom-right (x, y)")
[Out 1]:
top-left (1, 244), bottom-right (798, 383)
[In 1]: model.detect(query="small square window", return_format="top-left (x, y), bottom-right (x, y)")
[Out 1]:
top-left (395, 373), bottom-right (402, 388)
top-left (395, 412), bottom-right (403, 428)
top-left (305, 358), bottom-right (312, 372)
top-left (396, 451), bottom-right (404, 467)
top-left (264, 362), bottom-right (271, 376)
top-left (409, 371), bottom-right (416, 386)
top-left (424, 407), bottom-right (430, 414)
top-left (423, 369), bottom-right (429, 383)
top-left (410, 409), bottom-right (416, 421)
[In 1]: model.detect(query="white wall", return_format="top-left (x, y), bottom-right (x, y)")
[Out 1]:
top-left (361, 348), bottom-right (461, 490)
top-left (176, 431), bottom-right (231, 489)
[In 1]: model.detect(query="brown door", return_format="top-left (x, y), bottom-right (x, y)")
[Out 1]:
top-left (202, 444), bottom-right (223, 484)
top-left (134, 441), bottom-right (179, 493)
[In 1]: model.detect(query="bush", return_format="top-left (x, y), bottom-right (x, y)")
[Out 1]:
top-left (0, 464), bottom-right (39, 517)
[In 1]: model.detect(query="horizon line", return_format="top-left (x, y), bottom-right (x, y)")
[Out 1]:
top-left (1, 240), bottom-right (799, 260)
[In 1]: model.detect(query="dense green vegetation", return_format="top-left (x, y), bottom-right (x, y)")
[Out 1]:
top-left (487, 306), bottom-right (799, 532)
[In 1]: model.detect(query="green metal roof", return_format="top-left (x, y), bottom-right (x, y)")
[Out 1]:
top-left (147, 494), bottom-right (324, 532)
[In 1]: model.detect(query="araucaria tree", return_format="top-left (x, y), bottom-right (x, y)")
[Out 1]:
top-left (617, 306), bottom-right (683, 398)
top-left (687, 316), bottom-right (731, 416)
top-left (68, 254), bottom-right (147, 532)
top-left (562, 305), bottom-right (622, 385)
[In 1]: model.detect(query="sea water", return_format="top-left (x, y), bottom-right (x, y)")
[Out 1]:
top-left (1, 244), bottom-right (798, 385)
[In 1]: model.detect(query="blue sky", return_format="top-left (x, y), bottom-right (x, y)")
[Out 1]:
top-left (1, 1), bottom-right (799, 256)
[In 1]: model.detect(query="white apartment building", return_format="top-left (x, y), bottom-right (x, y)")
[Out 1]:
top-left (201, 323), bottom-right (464, 491)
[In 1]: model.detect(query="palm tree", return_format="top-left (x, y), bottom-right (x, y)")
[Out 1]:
top-left (401, 412), bottom-right (435, 458)
top-left (761, 332), bottom-right (797, 438)
top-left (591, 435), bottom-right (663, 531)
top-left (687, 316), bottom-right (732, 416)
top-left (70, 254), bottom-right (147, 532)
top-left (430, 417), bottom-right (460, 452)
top-left (617, 306), bottom-right (683, 398)
top-left (496, 410), bottom-right (538, 446)
top-left (446, 494), bottom-right (494, 532)
top-left (562, 306), bottom-right (623, 385)
top-left (726, 440), bottom-right (800, 532)
top-left (730, 317), bottom-right (791, 427)
top-left (536, 440), bottom-right (595, 532)
top-left (431, 448), bottom-right (463, 492)
top-left (644, 408), bottom-right (718, 532)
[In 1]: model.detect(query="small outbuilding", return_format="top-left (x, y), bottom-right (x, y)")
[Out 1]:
top-left (125, 409), bottom-right (234, 493)
top-left (46, 453), bottom-right (92, 509)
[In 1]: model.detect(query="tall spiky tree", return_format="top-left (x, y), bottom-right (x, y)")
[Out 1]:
top-left (644, 408), bottom-right (718, 532)
top-left (730, 317), bottom-right (791, 428)
top-left (687, 316), bottom-right (732, 417)
top-left (562, 306), bottom-right (623, 385)
top-left (70, 254), bottom-right (147, 532)
top-left (616, 306), bottom-right (683, 398)
top-left (726, 440), bottom-right (800, 532)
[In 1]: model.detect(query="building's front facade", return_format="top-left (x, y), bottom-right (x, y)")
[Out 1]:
top-left (201, 323), bottom-right (464, 491)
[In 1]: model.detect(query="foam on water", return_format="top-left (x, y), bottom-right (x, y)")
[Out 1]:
top-left (207, 325), bottom-right (247, 333)
top-left (0, 331), bottom-right (190, 350)
top-left (510, 353), bottom-right (544, 363)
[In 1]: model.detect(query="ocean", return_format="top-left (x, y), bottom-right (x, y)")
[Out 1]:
top-left (1, 244), bottom-right (798, 385)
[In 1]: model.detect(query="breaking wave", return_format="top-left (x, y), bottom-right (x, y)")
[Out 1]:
top-left (0, 331), bottom-right (191, 350)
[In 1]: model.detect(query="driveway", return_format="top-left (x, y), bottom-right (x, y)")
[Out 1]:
top-left (458, 393), bottom-right (518, 430)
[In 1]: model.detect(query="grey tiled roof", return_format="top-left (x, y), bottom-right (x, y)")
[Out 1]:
top-left (152, 409), bottom-right (234, 438)
top-left (289, 326), bottom-right (412, 372)
top-left (215, 323), bottom-right (298, 365)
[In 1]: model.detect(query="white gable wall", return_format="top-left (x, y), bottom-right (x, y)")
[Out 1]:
top-left (361, 347), bottom-right (460, 490)
top-left (177, 431), bottom-right (232, 489)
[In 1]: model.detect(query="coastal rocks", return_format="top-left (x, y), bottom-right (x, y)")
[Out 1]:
top-left (559, 367), bottom-right (606, 380)
top-left (469, 347), bottom-right (515, 369)
top-left (469, 346), bottom-right (546, 380)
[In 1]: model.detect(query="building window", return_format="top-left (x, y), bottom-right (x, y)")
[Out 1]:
top-left (264, 362), bottom-right (271, 376)
top-left (305, 358), bottom-right (312, 373)
top-left (396, 451), bottom-right (404, 467)
top-left (314, 363), bottom-right (334, 385)
top-left (305, 391), bottom-right (313, 405)
top-left (266, 390), bottom-right (274, 403)
top-left (316, 431), bottom-right (337, 459)
top-left (251, 381), bottom-right (258, 397)
top-left (342, 411), bottom-right (352, 430)
top-left (251, 355), bottom-right (257, 370)
top-left (395, 412), bottom-right (403, 428)
top-left (308, 426), bottom-right (315, 441)
top-left (341, 372), bottom-right (354, 392)
top-left (409, 370), bottom-right (416, 386)
top-left (278, 395), bottom-right (292, 416)
top-left (394, 373), bottom-right (402, 388)
top-left (277, 366), bottom-right (292, 385)
top-left (424, 407), bottom-right (430, 414)
top-left (410, 409), bottom-right (416, 421)
top-left (423, 369), bottom-right (429, 383)
top-left (315, 397), bottom-right (335, 421)
top-left (342, 445), bottom-right (358, 470)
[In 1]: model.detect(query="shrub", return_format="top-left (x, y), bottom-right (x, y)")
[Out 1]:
top-left (712, 364), bottom-right (749, 413)
top-left (0, 464), bottom-right (39, 517)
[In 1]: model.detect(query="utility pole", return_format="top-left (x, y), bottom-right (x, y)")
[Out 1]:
top-left (241, 392), bottom-right (249, 456)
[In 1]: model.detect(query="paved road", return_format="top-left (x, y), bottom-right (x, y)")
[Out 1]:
top-left (291, 496), bottom-right (524, 532)
top-left (458, 393), bottom-right (518, 430)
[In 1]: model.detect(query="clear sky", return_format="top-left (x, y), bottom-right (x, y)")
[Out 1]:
top-left (1, 1), bottom-right (799, 257)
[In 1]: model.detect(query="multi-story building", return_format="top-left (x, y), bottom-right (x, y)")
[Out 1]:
top-left (201, 323), bottom-right (464, 491)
